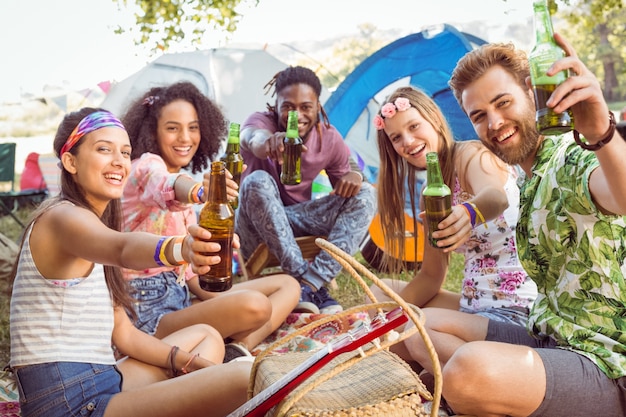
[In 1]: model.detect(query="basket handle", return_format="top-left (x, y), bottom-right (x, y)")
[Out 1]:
top-left (310, 237), bottom-right (443, 417)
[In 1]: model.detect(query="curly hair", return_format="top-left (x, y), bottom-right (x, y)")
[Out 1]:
top-left (121, 81), bottom-right (227, 174)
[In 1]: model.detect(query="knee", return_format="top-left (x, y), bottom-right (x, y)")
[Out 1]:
top-left (239, 290), bottom-right (273, 324)
top-left (355, 183), bottom-right (377, 211)
top-left (442, 343), bottom-right (493, 404)
top-left (241, 170), bottom-right (273, 193)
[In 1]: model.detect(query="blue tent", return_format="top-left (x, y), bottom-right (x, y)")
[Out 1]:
top-left (324, 24), bottom-right (486, 183)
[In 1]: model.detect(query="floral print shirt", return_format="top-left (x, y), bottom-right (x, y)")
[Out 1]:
top-left (517, 135), bottom-right (626, 379)
top-left (454, 168), bottom-right (537, 312)
top-left (121, 153), bottom-right (197, 281)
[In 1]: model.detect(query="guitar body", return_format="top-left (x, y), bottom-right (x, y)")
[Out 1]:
top-left (361, 212), bottom-right (424, 272)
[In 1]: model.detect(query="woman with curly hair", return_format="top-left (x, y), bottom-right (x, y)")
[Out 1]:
top-left (120, 81), bottom-right (300, 362)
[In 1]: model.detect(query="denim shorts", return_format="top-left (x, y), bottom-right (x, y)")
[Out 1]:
top-left (129, 271), bottom-right (191, 335)
top-left (487, 320), bottom-right (626, 417)
top-left (460, 306), bottom-right (530, 327)
top-left (15, 362), bottom-right (122, 417)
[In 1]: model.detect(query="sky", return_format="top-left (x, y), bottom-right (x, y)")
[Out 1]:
top-left (0, 0), bottom-right (533, 104)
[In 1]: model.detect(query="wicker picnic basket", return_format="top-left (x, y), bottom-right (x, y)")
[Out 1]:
top-left (247, 238), bottom-right (443, 417)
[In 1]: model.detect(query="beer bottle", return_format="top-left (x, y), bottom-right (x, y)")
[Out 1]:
top-left (423, 152), bottom-right (452, 248)
top-left (280, 110), bottom-right (302, 185)
top-left (197, 161), bottom-right (234, 292)
top-left (221, 122), bottom-right (243, 209)
top-left (529, 0), bottom-right (573, 135)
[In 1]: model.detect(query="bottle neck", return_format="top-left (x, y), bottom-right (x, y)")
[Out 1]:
top-left (225, 142), bottom-right (240, 153)
top-left (286, 112), bottom-right (299, 139)
top-left (207, 167), bottom-right (228, 204)
top-left (426, 161), bottom-right (444, 186)
top-left (533, 2), bottom-right (554, 44)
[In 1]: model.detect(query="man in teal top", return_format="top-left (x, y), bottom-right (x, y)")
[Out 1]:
top-left (440, 34), bottom-right (626, 416)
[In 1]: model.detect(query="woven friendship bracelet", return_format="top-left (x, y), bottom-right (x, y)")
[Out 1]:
top-left (188, 183), bottom-right (203, 203)
top-left (158, 237), bottom-right (174, 266)
top-left (461, 201), bottom-right (488, 229)
top-left (573, 111), bottom-right (616, 151)
top-left (154, 237), bottom-right (167, 267)
top-left (196, 185), bottom-right (205, 202)
top-left (461, 202), bottom-right (477, 228)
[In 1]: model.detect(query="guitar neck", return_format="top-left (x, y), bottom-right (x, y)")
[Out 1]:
top-left (227, 307), bottom-right (407, 417)
top-left (228, 347), bottom-right (330, 417)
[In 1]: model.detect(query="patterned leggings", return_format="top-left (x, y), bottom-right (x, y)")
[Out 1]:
top-left (235, 170), bottom-right (377, 286)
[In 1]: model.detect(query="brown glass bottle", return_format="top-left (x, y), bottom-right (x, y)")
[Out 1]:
top-left (529, 0), bottom-right (574, 135)
top-left (197, 161), bottom-right (234, 292)
top-left (422, 152), bottom-right (452, 248)
top-left (221, 122), bottom-right (243, 209)
top-left (280, 110), bottom-right (302, 185)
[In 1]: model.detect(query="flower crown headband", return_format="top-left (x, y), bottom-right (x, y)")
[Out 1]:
top-left (373, 97), bottom-right (411, 130)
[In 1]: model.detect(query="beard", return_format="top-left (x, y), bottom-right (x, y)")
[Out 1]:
top-left (485, 105), bottom-right (540, 166)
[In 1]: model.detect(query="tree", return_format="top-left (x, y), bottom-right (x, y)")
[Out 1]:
top-left (113, 0), bottom-right (258, 51)
top-left (555, 0), bottom-right (626, 101)
top-left (315, 24), bottom-right (393, 90)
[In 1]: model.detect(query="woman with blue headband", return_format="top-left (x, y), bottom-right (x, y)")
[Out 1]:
top-left (9, 108), bottom-right (251, 417)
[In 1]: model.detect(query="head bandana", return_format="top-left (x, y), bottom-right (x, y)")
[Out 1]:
top-left (60, 110), bottom-right (126, 155)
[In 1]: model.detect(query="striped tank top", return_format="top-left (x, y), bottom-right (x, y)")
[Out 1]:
top-left (10, 222), bottom-right (116, 367)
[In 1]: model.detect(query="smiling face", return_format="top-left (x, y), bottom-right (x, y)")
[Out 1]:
top-left (461, 65), bottom-right (539, 170)
top-left (65, 126), bottom-right (131, 214)
top-left (276, 83), bottom-right (320, 139)
top-left (383, 107), bottom-right (441, 169)
top-left (156, 99), bottom-right (200, 173)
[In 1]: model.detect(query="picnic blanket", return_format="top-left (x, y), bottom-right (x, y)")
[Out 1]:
top-left (0, 311), bottom-right (448, 416)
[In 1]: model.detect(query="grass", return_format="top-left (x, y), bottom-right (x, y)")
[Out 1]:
top-left (0, 205), bottom-right (464, 369)
top-left (1, 207), bottom-right (32, 368)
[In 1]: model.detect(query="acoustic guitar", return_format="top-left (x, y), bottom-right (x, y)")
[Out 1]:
top-left (360, 212), bottom-right (424, 272)
top-left (226, 307), bottom-right (409, 417)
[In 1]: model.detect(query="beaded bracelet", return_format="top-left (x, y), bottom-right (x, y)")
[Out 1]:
top-left (573, 111), bottom-right (616, 151)
top-left (181, 353), bottom-right (199, 375)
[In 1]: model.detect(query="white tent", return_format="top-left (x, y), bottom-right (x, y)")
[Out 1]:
top-left (101, 47), bottom-right (289, 125)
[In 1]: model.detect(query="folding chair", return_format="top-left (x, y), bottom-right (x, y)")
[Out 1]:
top-left (0, 143), bottom-right (47, 228)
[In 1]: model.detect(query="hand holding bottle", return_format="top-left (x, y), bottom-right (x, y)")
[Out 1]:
top-left (418, 205), bottom-right (472, 253)
top-left (201, 168), bottom-right (245, 207)
top-left (182, 225), bottom-right (239, 276)
top-left (543, 33), bottom-right (613, 144)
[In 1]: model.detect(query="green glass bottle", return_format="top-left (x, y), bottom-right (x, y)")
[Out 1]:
top-left (221, 122), bottom-right (243, 209)
top-left (280, 110), bottom-right (302, 185)
top-left (529, 0), bottom-right (573, 135)
top-left (197, 161), bottom-right (234, 292)
top-left (423, 152), bottom-right (452, 248)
